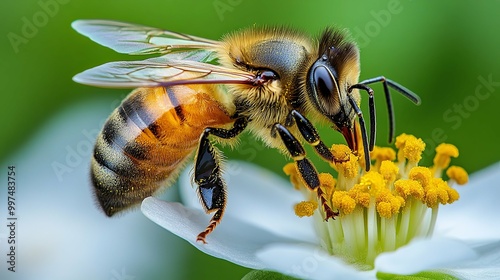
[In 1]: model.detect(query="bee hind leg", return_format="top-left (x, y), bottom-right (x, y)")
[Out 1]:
top-left (272, 123), bottom-right (338, 221)
top-left (194, 134), bottom-right (226, 244)
top-left (194, 117), bottom-right (248, 243)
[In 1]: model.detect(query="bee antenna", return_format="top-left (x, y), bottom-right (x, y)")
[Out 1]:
top-left (348, 84), bottom-right (375, 151)
top-left (354, 76), bottom-right (420, 143)
top-left (346, 93), bottom-right (371, 172)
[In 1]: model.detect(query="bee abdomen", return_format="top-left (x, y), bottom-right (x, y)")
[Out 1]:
top-left (90, 86), bottom-right (233, 216)
top-left (91, 91), bottom-right (194, 216)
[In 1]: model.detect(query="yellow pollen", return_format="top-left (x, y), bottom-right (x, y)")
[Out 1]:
top-left (433, 143), bottom-right (459, 169)
top-left (283, 163), bottom-right (301, 190)
top-left (376, 202), bottom-right (394, 219)
top-left (294, 201), bottom-right (318, 217)
top-left (330, 144), bottom-right (359, 178)
top-left (446, 166), bottom-right (469, 185)
top-left (350, 186), bottom-right (371, 208)
top-left (379, 160), bottom-right (399, 183)
top-left (332, 191), bottom-right (356, 215)
top-left (359, 171), bottom-right (386, 194)
top-left (370, 146), bottom-right (396, 163)
top-left (394, 179), bottom-right (424, 200)
top-left (319, 173), bottom-right (336, 198)
top-left (409, 167), bottom-right (433, 187)
top-left (331, 144), bottom-right (351, 162)
top-left (447, 187), bottom-right (460, 203)
top-left (376, 191), bottom-right (404, 219)
top-left (394, 133), bottom-right (411, 149)
top-left (424, 178), bottom-right (458, 207)
top-left (395, 134), bottom-right (426, 162)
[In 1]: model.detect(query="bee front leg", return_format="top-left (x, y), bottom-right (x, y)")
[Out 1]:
top-left (194, 117), bottom-right (248, 243)
top-left (288, 110), bottom-right (338, 163)
top-left (272, 123), bottom-right (338, 221)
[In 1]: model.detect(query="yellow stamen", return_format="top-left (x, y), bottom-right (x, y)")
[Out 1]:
top-left (348, 184), bottom-right (371, 208)
top-left (319, 173), bottom-right (336, 199)
top-left (433, 143), bottom-right (459, 170)
top-left (446, 165), bottom-right (469, 185)
top-left (394, 179), bottom-right (424, 200)
top-left (379, 160), bottom-right (399, 184)
top-left (446, 186), bottom-right (460, 203)
top-left (376, 202), bottom-right (392, 218)
top-left (359, 171), bottom-right (386, 195)
top-left (294, 201), bottom-right (318, 217)
top-left (395, 134), bottom-right (426, 162)
top-left (283, 163), bottom-right (301, 190)
top-left (371, 146), bottom-right (397, 162)
top-left (376, 190), bottom-right (404, 218)
top-left (409, 167), bottom-right (433, 187)
top-left (283, 132), bottom-right (468, 269)
top-left (330, 144), bottom-right (359, 179)
top-left (331, 144), bottom-right (351, 162)
top-left (424, 178), bottom-right (451, 207)
top-left (342, 171), bottom-right (387, 210)
top-left (332, 191), bottom-right (356, 215)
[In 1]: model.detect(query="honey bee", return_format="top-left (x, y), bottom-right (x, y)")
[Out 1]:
top-left (72, 20), bottom-right (420, 243)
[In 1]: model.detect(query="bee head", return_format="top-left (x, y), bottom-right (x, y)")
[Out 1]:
top-left (306, 28), bottom-right (361, 150)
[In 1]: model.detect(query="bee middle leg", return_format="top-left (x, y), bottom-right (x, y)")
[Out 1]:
top-left (194, 117), bottom-right (248, 243)
top-left (272, 123), bottom-right (338, 221)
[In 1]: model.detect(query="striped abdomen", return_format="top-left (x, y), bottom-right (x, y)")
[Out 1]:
top-left (91, 85), bottom-right (233, 216)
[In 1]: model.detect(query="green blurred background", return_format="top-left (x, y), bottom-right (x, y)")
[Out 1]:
top-left (1, 0), bottom-right (499, 279)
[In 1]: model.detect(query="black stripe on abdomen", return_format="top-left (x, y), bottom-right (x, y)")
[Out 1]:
top-left (165, 87), bottom-right (186, 123)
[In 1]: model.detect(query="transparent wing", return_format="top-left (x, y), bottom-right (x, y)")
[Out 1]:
top-left (72, 19), bottom-right (220, 55)
top-left (73, 55), bottom-right (255, 88)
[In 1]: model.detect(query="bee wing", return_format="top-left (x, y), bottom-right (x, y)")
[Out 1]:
top-left (73, 55), bottom-right (255, 88)
top-left (72, 19), bottom-right (219, 55)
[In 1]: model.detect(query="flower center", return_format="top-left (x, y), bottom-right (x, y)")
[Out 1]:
top-left (284, 133), bottom-right (468, 270)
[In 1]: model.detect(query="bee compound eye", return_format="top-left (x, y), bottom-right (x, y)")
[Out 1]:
top-left (313, 66), bottom-right (335, 99)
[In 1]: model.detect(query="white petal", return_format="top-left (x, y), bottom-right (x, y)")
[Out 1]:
top-left (178, 161), bottom-right (316, 241)
top-left (436, 162), bottom-right (500, 240)
top-left (256, 243), bottom-right (375, 280)
top-left (141, 196), bottom-right (310, 270)
top-left (441, 240), bottom-right (500, 279)
top-left (375, 237), bottom-right (477, 275)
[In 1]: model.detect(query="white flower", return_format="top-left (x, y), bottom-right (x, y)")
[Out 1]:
top-left (142, 150), bottom-right (500, 279)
